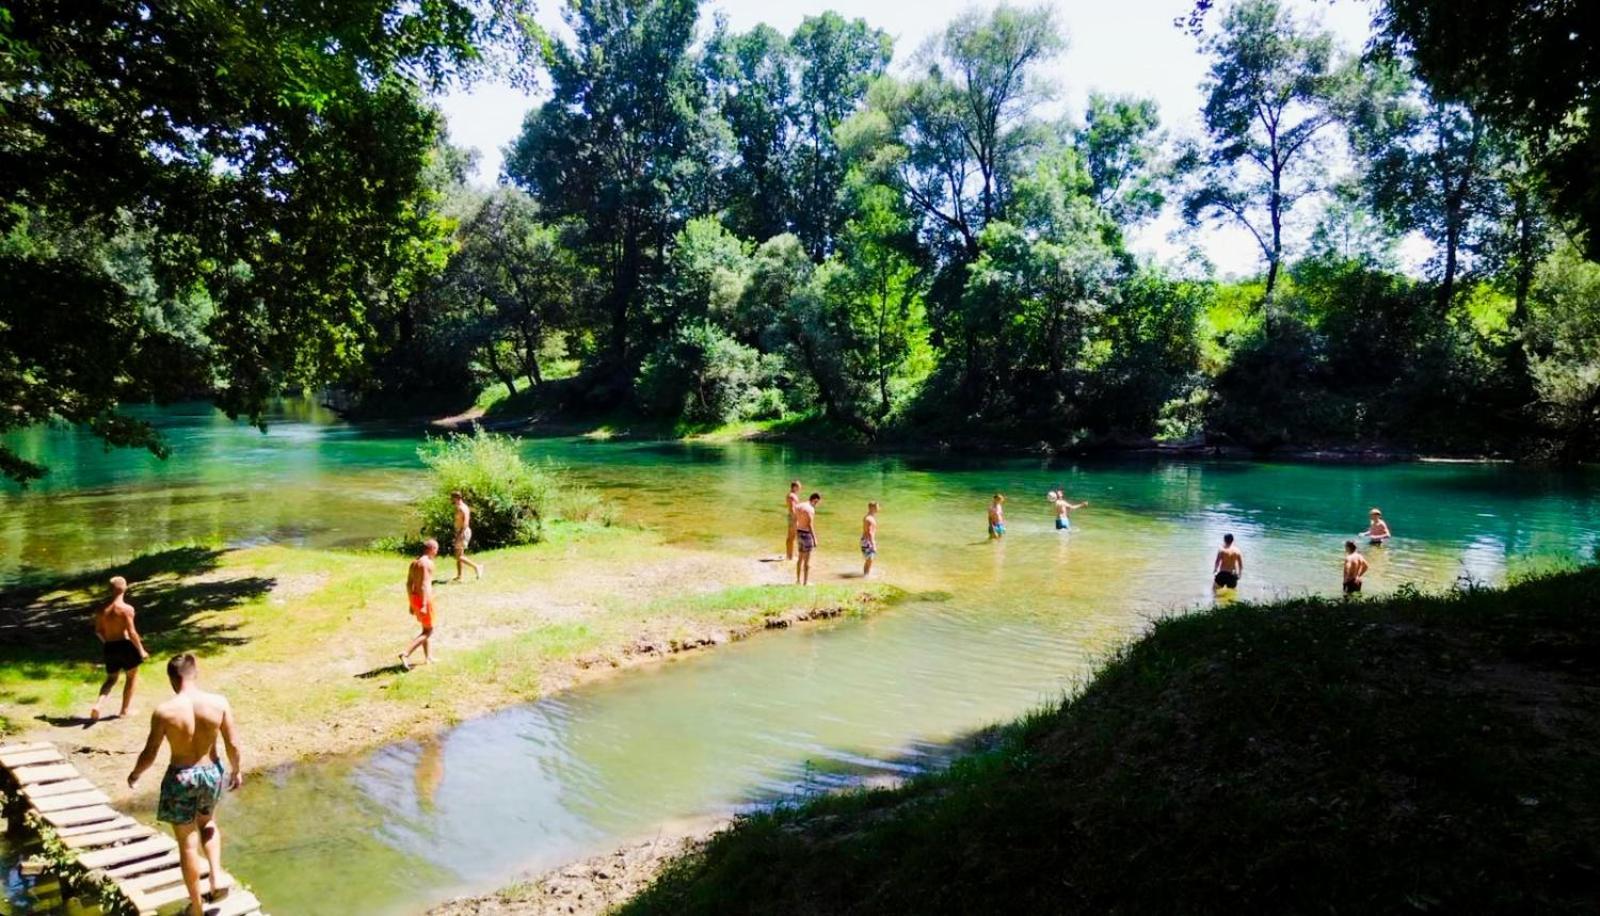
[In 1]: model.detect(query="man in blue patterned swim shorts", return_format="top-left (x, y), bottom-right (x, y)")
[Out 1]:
top-left (129, 654), bottom-right (244, 916)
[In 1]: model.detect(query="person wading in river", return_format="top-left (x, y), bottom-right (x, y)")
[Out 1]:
top-left (128, 654), bottom-right (243, 916)
top-left (988, 494), bottom-right (1006, 540)
top-left (90, 576), bottom-right (149, 721)
top-left (1343, 541), bottom-right (1369, 596)
top-left (1213, 533), bottom-right (1243, 591)
top-left (784, 480), bottom-right (803, 560)
top-left (1364, 508), bottom-right (1393, 546)
top-left (1050, 490), bottom-right (1089, 531)
top-left (400, 540), bottom-right (440, 669)
top-left (795, 493), bottom-right (821, 585)
top-left (450, 491), bottom-right (483, 582)
top-left (860, 502), bottom-right (879, 577)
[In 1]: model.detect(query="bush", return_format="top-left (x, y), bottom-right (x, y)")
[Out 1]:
top-left (414, 428), bottom-right (606, 549)
top-left (635, 322), bottom-right (786, 425)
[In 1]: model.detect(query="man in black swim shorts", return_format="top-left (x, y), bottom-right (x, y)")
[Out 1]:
top-left (1213, 533), bottom-right (1243, 590)
top-left (91, 576), bottom-right (150, 721)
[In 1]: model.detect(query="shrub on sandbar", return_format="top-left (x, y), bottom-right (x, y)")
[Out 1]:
top-left (415, 427), bottom-right (606, 549)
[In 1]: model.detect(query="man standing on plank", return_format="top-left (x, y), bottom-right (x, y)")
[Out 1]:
top-left (128, 654), bottom-right (243, 916)
top-left (400, 539), bottom-right (440, 669)
top-left (795, 492), bottom-right (821, 585)
top-left (90, 576), bottom-right (149, 722)
top-left (451, 491), bottom-right (483, 582)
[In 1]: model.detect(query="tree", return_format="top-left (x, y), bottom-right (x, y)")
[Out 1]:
top-left (1075, 93), bottom-right (1168, 227)
top-left (504, 0), bottom-right (709, 382)
top-left (703, 24), bottom-right (797, 244)
top-left (1523, 245), bottom-right (1600, 461)
top-left (1345, 65), bottom-right (1499, 309)
top-left (1183, 0), bottom-right (1342, 310)
top-left (0, 0), bottom-right (525, 481)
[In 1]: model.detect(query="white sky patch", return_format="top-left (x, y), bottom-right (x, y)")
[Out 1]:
top-left (433, 0), bottom-right (1393, 277)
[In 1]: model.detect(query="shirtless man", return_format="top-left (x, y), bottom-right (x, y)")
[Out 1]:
top-left (1050, 491), bottom-right (1089, 531)
top-left (988, 495), bottom-right (1006, 540)
top-left (128, 654), bottom-right (243, 916)
top-left (784, 481), bottom-right (803, 560)
top-left (1365, 508), bottom-right (1392, 546)
top-left (1343, 541), bottom-right (1369, 596)
top-left (400, 540), bottom-right (440, 669)
top-left (1213, 533), bottom-right (1243, 590)
top-left (451, 491), bottom-right (483, 582)
top-left (91, 576), bottom-right (149, 721)
top-left (860, 502), bottom-right (879, 577)
top-left (794, 493), bottom-right (821, 585)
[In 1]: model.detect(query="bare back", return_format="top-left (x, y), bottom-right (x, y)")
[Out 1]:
top-left (95, 599), bottom-right (134, 642)
top-left (455, 502), bottom-right (471, 532)
top-left (407, 555), bottom-right (433, 596)
top-left (156, 690), bottom-right (232, 768)
top-left (794, 502), bottom-right (816, 532)
top-left (1216, 547), bottom-right (1243, 574)
top-left (1345, 552), bottom-right (1368, 581)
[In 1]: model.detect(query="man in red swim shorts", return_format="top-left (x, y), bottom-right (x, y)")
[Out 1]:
top-left (399, 539), bottom-right (440, 669)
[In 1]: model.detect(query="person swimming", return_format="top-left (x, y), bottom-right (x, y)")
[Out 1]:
top-left (1050, 490), bottom-right (1088, 530)
top-left (988, 494), bottom-right (1006, 539)
top-left (1364, 508), bottom-right (1392, 545)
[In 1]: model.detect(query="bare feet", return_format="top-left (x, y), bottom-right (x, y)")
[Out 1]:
top-left (89, 707), bottom-right (101, 722)
top-left (476, 565), bottom-right (484, 581)
top-left (398, 653), bottom-right (411, 671)
top-left (209, 874), bottom-right (232, 902)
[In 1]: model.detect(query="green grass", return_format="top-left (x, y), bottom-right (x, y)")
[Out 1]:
top-left (622, 567), bottom-right (1600, 915)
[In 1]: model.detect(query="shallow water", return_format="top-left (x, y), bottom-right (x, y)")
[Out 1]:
top-left (4, 404), bottom-right (1598, 913)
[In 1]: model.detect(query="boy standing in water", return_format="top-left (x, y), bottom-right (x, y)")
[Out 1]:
top-left (400, 540), bottom-right (440, 669)
top-left (91, 576), bottom-right (149, 721)
top-left (988, 495), bottom-right (1006, 539)
top-left (1343, 541), bottom-right (1369, 596)
top-left (1365, 508), bottom-right (1392, 545)
top-left (128, 654), bottom-right (243, 916)
top-left (860, 502), bottom-right (879, 576)
top-left (794, 493), bottom-right (821, 585)
top-left (451, 491), bottom-right (483, 582)
top-left (1050, 490), bottom-right (1089, 531)
top-left (784, 481), bottom-right (803, 560)
top-left (1213, 534), bottom-right (1243, 590)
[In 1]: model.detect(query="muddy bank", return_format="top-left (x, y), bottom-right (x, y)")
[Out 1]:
top-left (428, 825), bottom-right (718, 916)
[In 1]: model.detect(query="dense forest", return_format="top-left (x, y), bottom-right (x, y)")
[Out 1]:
top-left (3, 0), bottom-right (1597, 481)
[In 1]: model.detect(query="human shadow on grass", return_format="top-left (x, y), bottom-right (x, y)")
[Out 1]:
top-left (354, 663), bottom-right (409, 679)
top-left (0, 546), bottom-right (275, 663)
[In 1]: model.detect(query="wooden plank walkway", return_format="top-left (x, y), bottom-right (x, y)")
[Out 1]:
top-left (0, 741), bottom-right (265, 915)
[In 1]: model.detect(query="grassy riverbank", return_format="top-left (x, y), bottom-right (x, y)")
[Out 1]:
top-left (618, 566), bottom-right (1600, 914)
top-left (0, 525), bottom-right (889, 801)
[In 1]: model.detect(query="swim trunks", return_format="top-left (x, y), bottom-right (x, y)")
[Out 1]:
top-left (1343, 579), bottom-right (1362, 595)
top-left (103, 639), bottom-right (143, 674)
top-left (409, 592), bottom-right (436, 629)
top-left (860, 537), bottom-right (876, 558)
top-left (1368, 537), bottom-right (1388, 546)
top-left (454, 527), bottom-right (471, 552)
top-left (797, 529), bottom-right (816, 553)
top-left (1214, 571), bottom-right (1239, 589)
top-left (989, 523), bottom-right (1005, 537)
top-left (157, 760), bottom-right (225, 825)
top-left (1055, 517), bottom-right (1070, 530)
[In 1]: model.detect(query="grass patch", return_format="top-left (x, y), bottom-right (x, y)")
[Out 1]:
top-left (623, 567), bottom-right (1600, 915)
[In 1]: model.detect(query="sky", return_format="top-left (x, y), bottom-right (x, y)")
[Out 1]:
top-left (433, 0), bottom-right (1388, 277)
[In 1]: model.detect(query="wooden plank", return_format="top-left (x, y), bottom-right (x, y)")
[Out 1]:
top-left (104, 848), bottom-right (207, 881)
top-left (9, 763), bottom-right (80, 786)
top-left (55, 814), bottom-right (137, 837)
top-left (209, 888), bottom-right (262, 916)
top-left (32, 789), bottom-right (112, 813)
top-left (78, 834), bottom-right (176, 870)
top-left (40, 803), bottom-right (120, 830)
top-left (0, 741), bottom-right (54, 756)
top-left (61, 824), bottom-right (156, 850)
top-left (128, 871), bottom-right (234, 912)
top-left (0, 748), bottom-right (64, 768)
top-left (122, 863), bottom-right (201, 894)
top-left (22, 777), bottom-right (97, 800)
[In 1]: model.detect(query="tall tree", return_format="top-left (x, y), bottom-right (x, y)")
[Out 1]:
top-left (1182, 0), bottom-right (1342, 310)
top-left (504, 0), bottom-right (709, 383)
top-left (0, 0), bottom-right (523, 481)
top-left (1075, 93), bottom-right (1167, 228)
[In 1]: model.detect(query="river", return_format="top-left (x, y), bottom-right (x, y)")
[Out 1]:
top-left (3, 403), bottom-right (1598, 914)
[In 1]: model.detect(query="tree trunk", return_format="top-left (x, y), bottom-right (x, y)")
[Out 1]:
top-left (484, 344), bottom-right (517, 396)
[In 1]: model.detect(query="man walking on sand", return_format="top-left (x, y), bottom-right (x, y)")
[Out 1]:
top-left (795, 492), bottom-right (821, 585)
top-left (451, 491), bottom-right (483, 582)
top-left (1213, 533), bottom-right (1243, 591)
top-left (91, 576), bottom-right (149, 721)
top-left (400, 540), bottom-right (440, 669)
top-left (860, 502), bottom-right (879, 577)
top-left (128, 654), bottom-right (243, 916)
top-left (1343, 541), bottom-right (1369, 596)
top-left (785, 480), bottom-right (803, 560)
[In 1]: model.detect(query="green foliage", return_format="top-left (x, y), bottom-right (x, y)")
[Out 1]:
top-left (1525, 245), bottom-right (1600, 459)
top-left (415, 428), bottom-right (604, 549)
top-left (636, 323), bottom-right (786, 425)
top-left (0, 0), bottom-right (527, 480)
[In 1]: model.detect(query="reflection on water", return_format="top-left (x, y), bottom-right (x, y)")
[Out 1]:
top-left (4, 407), bottom-right (1599, 914)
